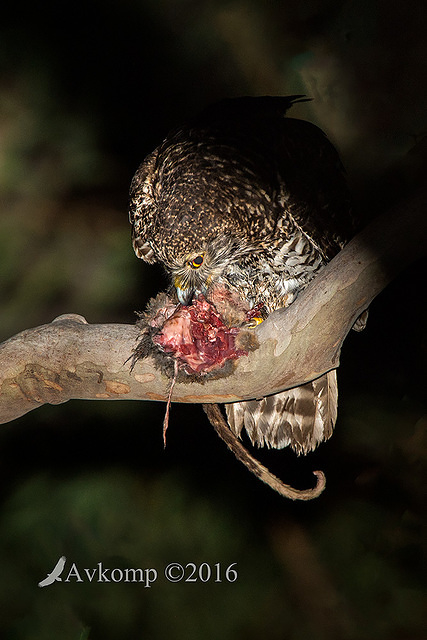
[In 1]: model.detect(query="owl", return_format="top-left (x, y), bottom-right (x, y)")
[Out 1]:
top-left (129, 96), bottom-right (357, 454)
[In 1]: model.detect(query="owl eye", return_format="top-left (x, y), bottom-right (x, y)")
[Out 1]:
top-left (188, 255), bottom-right (204, 269)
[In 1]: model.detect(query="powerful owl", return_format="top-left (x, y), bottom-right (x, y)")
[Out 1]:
top-left (129, 96), bottom-right (356, 455)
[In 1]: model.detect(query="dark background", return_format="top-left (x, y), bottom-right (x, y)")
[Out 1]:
top-left (0, 1), bottom-right (426, 638)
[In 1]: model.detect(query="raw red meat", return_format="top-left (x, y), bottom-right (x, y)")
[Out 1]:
top-left (152, 294), bottom-right (249, 374)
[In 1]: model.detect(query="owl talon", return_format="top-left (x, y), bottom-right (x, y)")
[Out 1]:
top-left (246, 316), bottom-right (263, 328)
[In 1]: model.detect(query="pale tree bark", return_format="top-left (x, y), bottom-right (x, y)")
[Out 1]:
top-left (0, 188), bottom-right (426, 427)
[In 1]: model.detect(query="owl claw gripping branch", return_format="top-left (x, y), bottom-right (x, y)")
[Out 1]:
top-left (129, 95), bottom-right (361, 458)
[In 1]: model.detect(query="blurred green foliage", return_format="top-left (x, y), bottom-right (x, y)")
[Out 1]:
top-left (0, 0), bottom-right (426, 638)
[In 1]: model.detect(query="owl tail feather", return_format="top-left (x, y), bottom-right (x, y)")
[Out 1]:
top-left (225, 371), bottom-right (338, 455)
top-left (203, 404), bottom-right (326, 500)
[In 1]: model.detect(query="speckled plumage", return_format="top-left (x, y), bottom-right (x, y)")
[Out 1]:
top-left (129, 96), bottom-right (356, 454)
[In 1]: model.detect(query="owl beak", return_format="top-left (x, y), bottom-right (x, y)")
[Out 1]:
top-left (176, 286), bottom-right (194, 306)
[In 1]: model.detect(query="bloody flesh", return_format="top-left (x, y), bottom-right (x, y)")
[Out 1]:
top-left (152, 295), bottom-right (249, 374)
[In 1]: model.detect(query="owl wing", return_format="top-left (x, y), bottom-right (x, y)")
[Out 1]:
top-left (274, 117), bottom-right (355, 260)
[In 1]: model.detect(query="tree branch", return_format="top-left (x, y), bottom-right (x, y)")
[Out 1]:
top-left (1, 188), bottom-right (426, 425)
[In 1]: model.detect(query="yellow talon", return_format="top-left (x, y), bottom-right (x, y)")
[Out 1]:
top-left (247, 316), bottom-right (263, 327)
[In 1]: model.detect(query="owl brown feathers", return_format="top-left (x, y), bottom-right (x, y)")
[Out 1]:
top-left (129, 96), bottom-right (357, 455)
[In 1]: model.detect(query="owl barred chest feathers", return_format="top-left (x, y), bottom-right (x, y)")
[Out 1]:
top-left (212, 230), bottom-right (325, 313)
top-left (129, 96), bottom-right (356, 454)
